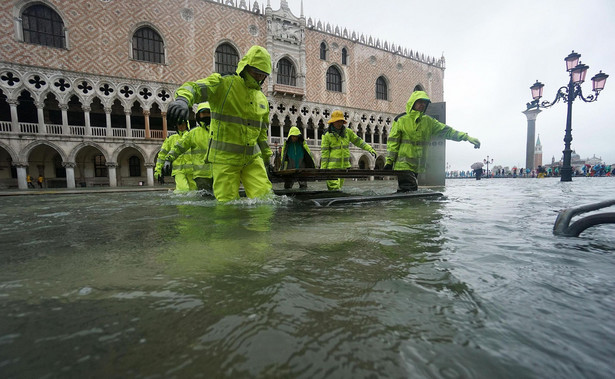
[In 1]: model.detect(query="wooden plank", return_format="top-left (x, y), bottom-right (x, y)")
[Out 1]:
top-left (270, 168), bottom-right (399, 182)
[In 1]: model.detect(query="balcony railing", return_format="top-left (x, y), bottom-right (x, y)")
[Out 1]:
top-left (0, 122), bottom-right (387, 152)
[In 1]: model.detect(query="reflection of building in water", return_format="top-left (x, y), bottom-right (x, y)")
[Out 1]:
top-left (0, 0), bottom-right (445, 189)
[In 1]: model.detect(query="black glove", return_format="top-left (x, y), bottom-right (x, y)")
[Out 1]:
top-left (383, 164), bottom-right (392, 170)
top-left (370, 151), bottom-right (377, 159)
top-left (167, 97), bottom-right (189, 124)
top-left (162, 160), bottom-right (172, 176)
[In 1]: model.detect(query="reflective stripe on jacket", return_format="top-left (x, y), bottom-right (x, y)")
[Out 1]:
top-left (386, 90), bottom-right (469, 173)
top-left (320, 128), bottom-right (375, 169)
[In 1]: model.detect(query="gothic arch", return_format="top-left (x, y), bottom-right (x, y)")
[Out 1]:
top-left (0, 141), bottom-right (19, 163)
top-left (21, 140), bottom-right (67, 163)
top-left (68, 141), bottom-right (110, 163)
top-left (111, 143), bottom-right (149, 163)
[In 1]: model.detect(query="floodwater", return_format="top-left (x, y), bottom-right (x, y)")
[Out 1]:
top-left (1, 177), bottom-right (614, 378)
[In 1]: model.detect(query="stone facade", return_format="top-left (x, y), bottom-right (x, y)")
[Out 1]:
top-left (0, 0), bottom-right (445, 189)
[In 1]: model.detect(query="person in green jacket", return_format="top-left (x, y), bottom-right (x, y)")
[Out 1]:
top-left (280, 125), bottom-right (316, 189)
top-left (384, 90), bottom-right (481, 192)
top-left (155, 121), bottom-right (196, 192)
top-left (166, 45), bottom-right (273, 202)
top-left (320, 110), bottom-right (376, 191)
top-left (164, 102), bottom-right (213, 194)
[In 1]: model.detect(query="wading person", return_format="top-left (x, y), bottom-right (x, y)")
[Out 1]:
top-left (280, 126), bottom-right (315, 189)
top-left (384, 90), bottom-right (481, 192)
top-left (164, 102), bottom-right (213, 194)
top-left (155, 121), bottom-right (195, 192)
top-left (320, 110), bottom-right (376, 191)
top-left (166, 45), bottom-right (273, 202)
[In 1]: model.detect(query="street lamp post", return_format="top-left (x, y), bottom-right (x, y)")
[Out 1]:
top-left (527, 51), bottom-right (608, 182)
top-left (483, 156), bottom-right (493, 178)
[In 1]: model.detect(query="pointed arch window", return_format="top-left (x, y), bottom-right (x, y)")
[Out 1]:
top-left (22, 4), bottom-right (65, 48)
top-left (277, 58), bottom-right (296, 86)
top-left (215, 43), bottom-right (240, 74)
top-left (320, 42), bottom-right (327, 60)
top-left (326, 66), bottom-right (342, 92)
top-left (132, 27), bottom-right (164, 64)
top-left (376, 76), bottom-right (388, 100)
top-left (341, 48), bottom-right (348, 65)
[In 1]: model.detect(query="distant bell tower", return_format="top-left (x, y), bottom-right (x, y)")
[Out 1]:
top-left (534, 134), bottom-right (543, 169)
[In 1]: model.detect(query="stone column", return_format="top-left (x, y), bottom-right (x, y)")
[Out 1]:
top-left (35, 100), bottom-right (45, 135)
top-left (143, 110), bottom-right (151, 139)
top-left (523, 108), bottom-right (542, 172)
top-left (105, 107), bottom-right (112, 135)
top-left (145, 163), bottom-right (155, 187)
top-left (60, 104), bottom-right (69, 135)
top-left (15, 163), bottom-right (28, 190)
top-left (279, 123), bottom-right (283, 141)
top-left (106, 162), bottom-right (118, 187)
top-left (125, 110), bottom-right (132, 137)
top-left (8, 99), bottom-right (19, 133)
top-left (161, 111), bottom-right (168, 138)
top-left (83, 106), bottom-right (92, 136)
top-left (63, 162), bottom-right (76, 189)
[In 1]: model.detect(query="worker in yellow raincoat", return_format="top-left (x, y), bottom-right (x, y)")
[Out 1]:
top-left (320, 110), bottom-right (376, 190)
top-left (385, 90), bottom-right (480, 191)
top-left (166, 45), bottom-right (273, 202)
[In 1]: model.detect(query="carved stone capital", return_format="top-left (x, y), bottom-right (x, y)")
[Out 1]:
top-left (62, 162), bottom-right (76, 168)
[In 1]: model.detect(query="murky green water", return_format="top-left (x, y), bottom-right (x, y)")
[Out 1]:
top-left (1, 178), bottom-right (614, 378)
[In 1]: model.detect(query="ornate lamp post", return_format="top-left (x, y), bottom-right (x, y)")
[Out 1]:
top-left (483, 156), bottom-right (493, 178)
top-left (527, 51), bottom-right (608, 182)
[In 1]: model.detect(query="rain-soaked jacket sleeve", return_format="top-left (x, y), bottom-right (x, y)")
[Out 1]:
top-left (174, 74), bottom-right (223, 106)
top-left (320, 133), bottom-right (331, 169)
top-left (258, 117), bottom-right (272, 165)
top-left (166, 131), bottom-right (195, 162)
top-left (429, 118), bottom-right (469, 142)
top-left (386, 122), bottom-right (402, 166)
top-left (155, 137), bottom-right (174, 176)
top-left (347, 129), bottom-right (376, 154)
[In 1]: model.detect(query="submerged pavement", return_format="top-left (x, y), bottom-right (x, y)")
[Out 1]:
top-left (0, 186), bottom-right (173, 196)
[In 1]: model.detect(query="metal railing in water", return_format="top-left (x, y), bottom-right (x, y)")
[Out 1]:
top-left (553, 199), bottom-right (615, 237)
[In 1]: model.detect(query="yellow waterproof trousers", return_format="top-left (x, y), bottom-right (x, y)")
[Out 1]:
top-left (326, 178), bottom-right (345, 191)
top-left (212, 158), bottom-right (272, 202)
top-left (174, 172), bottom-right (197, 193)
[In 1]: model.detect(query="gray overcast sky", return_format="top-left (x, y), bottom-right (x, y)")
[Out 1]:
top-left (279, 0), bottom-right (615, 171)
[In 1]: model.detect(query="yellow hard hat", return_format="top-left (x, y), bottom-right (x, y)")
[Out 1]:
top-left (327, 110), bottom-right (346, 124)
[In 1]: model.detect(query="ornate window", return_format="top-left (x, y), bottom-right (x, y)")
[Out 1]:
top-left (129, 156), bottom-right (141, 177)
top-left (22, 4), bottom-right (65, 48)
top-left (132, 27), bottom-right (164, 64)
top-left (276, 58), bottom-right (296, 86)
top-left (215, 43), bottom-right (240, 74)
top-left (376, 76), bottom-right (388, 100)
top-left (341, 48), bottom-right (348, 65)
top-left (326, 66), bottom-right (342, 92)
top-left (320, 42), bottom-right (327, 60)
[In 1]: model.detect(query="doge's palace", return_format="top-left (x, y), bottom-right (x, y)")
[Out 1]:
top-left (0, 0), bottom-right (445, 189)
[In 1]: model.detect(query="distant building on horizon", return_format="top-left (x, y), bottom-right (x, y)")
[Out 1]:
top-left (534, 134), bottom-right (542, 168)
